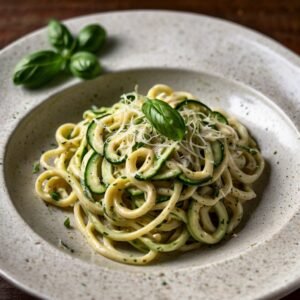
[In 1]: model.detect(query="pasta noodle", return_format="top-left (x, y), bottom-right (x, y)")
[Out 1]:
top-left (35, 84), bottom-right (265, 265)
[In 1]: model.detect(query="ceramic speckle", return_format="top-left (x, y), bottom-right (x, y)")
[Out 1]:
top-left (0, 10), bottom-right (300, 300)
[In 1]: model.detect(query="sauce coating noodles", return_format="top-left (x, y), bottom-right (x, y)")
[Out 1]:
top-left (35, 84), bottom-right (264, 264)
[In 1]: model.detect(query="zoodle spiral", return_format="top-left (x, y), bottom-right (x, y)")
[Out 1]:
top-left (35, 84), bottom-right (265, 265)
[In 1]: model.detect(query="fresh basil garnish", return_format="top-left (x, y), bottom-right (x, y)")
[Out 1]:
top-left (69, 51), bottom-right (101, 79)
top-left (48, 19), bottom-right (75, 52)
top-left (77, 24), bottom-right (106, 53)
top-left (13, 19), bottom-right (107, 88)
top-left (142, 99), bottom-right (186, 141)
top-left (13, 50), bottom-right (65, 88)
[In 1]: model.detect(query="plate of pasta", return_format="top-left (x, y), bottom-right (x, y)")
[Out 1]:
top-left (1, 10), bottom-right (300, 300)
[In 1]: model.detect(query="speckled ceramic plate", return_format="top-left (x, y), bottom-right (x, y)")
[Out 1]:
top-left (0, 10), bottom-right (300, 300)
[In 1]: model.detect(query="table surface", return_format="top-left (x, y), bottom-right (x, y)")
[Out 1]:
top-left (0, 0), bottom-right (299, 299)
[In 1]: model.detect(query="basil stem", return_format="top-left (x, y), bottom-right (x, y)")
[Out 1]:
top-left (142, 99), bottom-right (186, 141)
top-left (77, 24), bottom-right (106, 53)
top-left (13, 50), bottom-right (65, 88)
top-left (48, 19), bottom-right (76, 52)
top-left (69, 51), bottom-right (101, 79)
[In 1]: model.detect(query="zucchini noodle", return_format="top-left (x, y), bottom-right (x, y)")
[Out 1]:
top-left (35, 84), bottom-right (265, 265)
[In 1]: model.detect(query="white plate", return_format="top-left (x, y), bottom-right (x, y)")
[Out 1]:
top-left (0, 10), bottom-right (300, 300)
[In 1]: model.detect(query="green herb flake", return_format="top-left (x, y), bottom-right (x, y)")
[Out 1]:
top-left (32, 161), bottom-right (40, 174)
top-left (213, 186), bottom-right (220, 197)
top-left (156, 195), bottom-right (169, 203)
top-left (249, 148), bottom-right (258, 155)
top-left (132, 142), bottom-right (145, 151)
top-left (50, 191), bottom-right (60, 201)
top-left (60, 240), bottom-right (74, 253)
top-left (64, 217), bottom-right (71, 229)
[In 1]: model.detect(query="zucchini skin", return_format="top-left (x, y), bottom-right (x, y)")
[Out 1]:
top-left (86, 114), bottom-right (110, 154)
top-left (135, 146), bottom-right (176, 180)
top-left (211, 111), bottom-right (228, 124)
top-left (176, 99), bottom-right (212, 116)
top-left (84, 151), bottom-right (107, 194)
top-left (212, 140), bottom-right (224, 168)
top-left (104, 137), bottom-right (127, 165)
top-left (152, 167), bottom-right (182, 180)
top-left (178, 174), bottom-right (212, 186)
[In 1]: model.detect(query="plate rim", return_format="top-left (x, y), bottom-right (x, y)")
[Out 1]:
top-left (0, 9), bottom-right (300, 300)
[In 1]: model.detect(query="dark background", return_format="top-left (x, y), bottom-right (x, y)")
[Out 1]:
top-left (0, 0), bottom-right (299, 299)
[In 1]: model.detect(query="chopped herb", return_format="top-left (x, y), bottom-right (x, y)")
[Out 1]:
top-left (32, 161), bottom-right (40, 174)
top-left (127, 94), bottom-right (136, 100)
top-left (213, 186), bottom-right (220, 197)
top-left (132, 142), bottom-right (145, 151)
top-left (60, 240), bottom-right (74, 253)
top-left (156, 195), bottom-right (169, 203)
top-left (50, 191), bottom-right (60, 201)
top-left (64, 217), bottom-right (71, 229)
top-left (237, 144), bottom-right (258, 155)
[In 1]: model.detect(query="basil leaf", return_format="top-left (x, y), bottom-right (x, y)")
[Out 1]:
top-left (13, 50), bottom-right (65, 88)
top-left (69, 51), bottom-right (101, 79)
top-left (48, 19), bottom-right (75, 52)
top-left (77, 24), bottom-right (106, 53)
top-left (142, 99), bottom-right (186, 141)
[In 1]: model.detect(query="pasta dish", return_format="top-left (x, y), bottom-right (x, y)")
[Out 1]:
top-left (35, 84), bottom-right (265, 265)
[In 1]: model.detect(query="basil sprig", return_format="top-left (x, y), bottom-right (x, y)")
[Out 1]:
top-left (142, 99), bottom-right (186, 141)
top-left (12, 19), bottom-right (107, 88)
